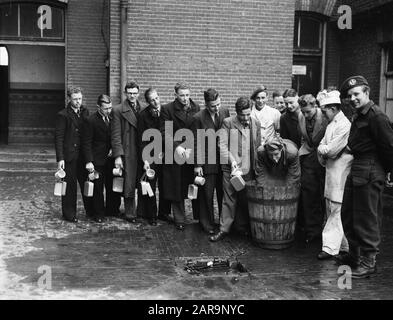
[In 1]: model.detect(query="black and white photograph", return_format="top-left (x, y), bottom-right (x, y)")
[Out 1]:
top-left (1, 0), bottom-right (393, 306)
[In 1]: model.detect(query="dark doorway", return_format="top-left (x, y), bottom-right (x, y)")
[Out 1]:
top-left (292, 55), bottom-right (321, 96)
top-left (0, 46), bottom-right (9, 144)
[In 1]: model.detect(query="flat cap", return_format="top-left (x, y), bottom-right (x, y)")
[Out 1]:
top-left (340, 75), bottom-right (369, 95)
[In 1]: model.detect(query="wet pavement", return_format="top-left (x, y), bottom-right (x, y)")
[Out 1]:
top-left (1, 146), bottom-right (393, 300)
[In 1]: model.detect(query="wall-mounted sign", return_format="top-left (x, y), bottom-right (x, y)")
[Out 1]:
top-left (292, 65), bottom-right (307, 75)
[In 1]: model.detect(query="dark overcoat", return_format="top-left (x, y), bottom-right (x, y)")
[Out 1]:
top-left (160, 99), bottom-right (200, 201)
top-left (111, 100), bottom-right (140, 198)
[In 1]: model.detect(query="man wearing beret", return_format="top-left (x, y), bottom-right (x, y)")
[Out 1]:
top-left (338, 75), bottom-right (393, 278)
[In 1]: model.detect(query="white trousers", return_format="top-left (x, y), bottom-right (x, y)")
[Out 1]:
top-left (322, 199), bottom-right (349, 255)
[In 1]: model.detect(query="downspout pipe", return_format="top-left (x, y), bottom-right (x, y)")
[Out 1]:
top-left (120, 0), bottom-right (128, 102)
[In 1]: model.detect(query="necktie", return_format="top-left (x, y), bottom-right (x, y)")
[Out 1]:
top-left (214, 113), bottom-right (219, 129)
top-left (104, 116), bottom-right (110, 126)
top-left (76, 109), bottom-right (81, 117)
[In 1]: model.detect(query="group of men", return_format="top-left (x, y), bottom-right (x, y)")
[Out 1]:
top-left (55, 75), bottom-right (393, 279)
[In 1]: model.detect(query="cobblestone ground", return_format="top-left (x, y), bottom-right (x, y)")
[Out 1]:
top-left (1, 171), bottom-right (393, 300)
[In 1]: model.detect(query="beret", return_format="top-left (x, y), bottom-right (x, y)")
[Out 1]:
top-left (340, 75), bottom-right (369, 95)
top-left (316, 90), bottom-right (341, 106)
top-left (250, 85), bottom-right (268, 100)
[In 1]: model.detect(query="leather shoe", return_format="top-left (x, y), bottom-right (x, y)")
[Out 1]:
top-left (317, 251), bottom-right (333, 260)
top-left (351, 264), bottom-right (377, 279)
top-left (157, 214), bottom-right (174, 223)
top-left (65, 217), bottom-right (78, 223)
top-left (125, 217), bottom-right (137, 223)
top-left (176, 224), bottom-right (185, 231)
top-left (94, 217), bottom-right (104, 223)
top-left (334, 252), bottom-right (360, 268)
top-left (209, 231), bottom-right (227, 242)
top-left (149, 219), bottom-right (157, 226)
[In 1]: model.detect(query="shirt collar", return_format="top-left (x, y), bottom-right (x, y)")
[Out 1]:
top-left (358, 101), bottom-right (373, 115)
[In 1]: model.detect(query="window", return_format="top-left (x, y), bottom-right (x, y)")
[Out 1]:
top-left (0, 3), bottom-right (64, 40)
top-left (294, 15), bottom-right (322, 51)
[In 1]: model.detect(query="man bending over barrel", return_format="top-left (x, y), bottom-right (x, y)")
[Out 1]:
top-left (255, 134), bottom-right (300, 186)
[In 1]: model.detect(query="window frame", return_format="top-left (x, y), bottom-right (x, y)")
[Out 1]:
top-left (0, 1), bottom-right (65, 42)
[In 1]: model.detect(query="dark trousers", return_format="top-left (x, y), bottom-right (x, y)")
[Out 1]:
top-left (136, 166), bottom-right (171, 220)
top-left (171, 199), bottom-right (198, 225)
top-left (300, 153), bottom-right (325, 238)
top-left (92, 160), bottom-right (121, 218)
top-left (197, 173), bottom-right (223, 232)
top-left (62, 156), bottom-right (93, 220)
top-left (341, 158), bottom-right (385, 258)
top-left (124, 197), bottom-right (136, 219)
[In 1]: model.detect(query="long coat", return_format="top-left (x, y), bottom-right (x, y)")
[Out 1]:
top-left (318, 111), bottom-right (354, 203)
top-left (111, 100), bottom-right (140, 198)
top-left (160, 98), bottom-right (200, 201)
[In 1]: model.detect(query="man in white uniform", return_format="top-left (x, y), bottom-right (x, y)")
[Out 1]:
top-left (250, 86), bottom-right (281, 144)
top-left (316, 89), bottom-right (353, 260)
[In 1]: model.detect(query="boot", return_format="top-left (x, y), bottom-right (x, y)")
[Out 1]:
top-left (334, 247), bottom-right (360, 268)
top-left (351, 256), bottom-right (377, 279)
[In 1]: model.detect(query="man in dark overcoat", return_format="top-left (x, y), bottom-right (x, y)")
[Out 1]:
top-left (82, 94), bottom-right (121, 222)
top-left (111, 80), bottom-right (142, 223)
top-left (160, 82), bottom-right (200, 230)
top-left (191, 88), bottom-right (230, 234)
top-left (55, 86), bottom-right (93, 222)
top-left (137, 88), bottom-right (171, 225)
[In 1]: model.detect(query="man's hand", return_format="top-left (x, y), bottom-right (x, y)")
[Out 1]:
top-left (175, 145), bottom-right (187, 158)
top-left (86, 162), bottom-right (94, 173)
top-left (317, 145), bottom-right (329, 156)
top-left (194, 167), bottom-right (203, 177)
top-left (231, 161), bottom-right (238, 170)
top-left (143, 160), bottom-right (150, 171)
top-left (115, 156), bottom-right (123, 169)
top-left (108, 149), bottom-right (112, 157)
top-left (58, 160), bottom-right (65, 170)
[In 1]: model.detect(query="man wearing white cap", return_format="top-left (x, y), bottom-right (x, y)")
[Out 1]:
top-left (316, 89), bottom-right (353, 260)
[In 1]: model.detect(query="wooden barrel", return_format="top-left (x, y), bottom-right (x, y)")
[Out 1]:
top-left (246, 182), bottom-right (300, 250)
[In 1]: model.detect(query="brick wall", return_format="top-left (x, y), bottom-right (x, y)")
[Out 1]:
top-left (337, 15), bottom-right (381, 103)
top-left (110, 0), bottom-right (295, 110)
top-left (66, 0), bottom-right (109, 111)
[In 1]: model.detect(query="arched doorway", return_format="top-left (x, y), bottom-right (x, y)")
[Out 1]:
top-left (0, 46), bottom-right (9, 144)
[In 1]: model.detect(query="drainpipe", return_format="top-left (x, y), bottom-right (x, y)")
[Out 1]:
top-left (120, 0), bottom-right (128, 103)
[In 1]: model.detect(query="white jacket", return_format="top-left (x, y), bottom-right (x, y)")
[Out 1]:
top-left (318, 111), bottom-right (353, 203)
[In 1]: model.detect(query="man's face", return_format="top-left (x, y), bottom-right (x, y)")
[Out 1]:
top-left (237, 108), bottom-right (251, 125)
top-left (284, 96), bottom-right (299, 113)
top-left (70, 92), bottom-right (82, 109)
top-left (175, 88), bottom-right (190, 106)
top-left (300, 104), bottom-right (317, 120)
top-left (320, 105), bottom-right (335, 122)
top-left (273, 96), bottom-right (286, 113)
top-left (125, 87), bottom-right (139, 104)
top-left (99, 102), bottom-right (112, 117)
top-left (148, 91), bottom-right (161, 109)
top-left (206, 97), bottom-right (221, 114)
top-left (348, 86), bottom-right (369, 109)
top-left (268, 149), bottom-right (282, 163)
top-left (254, 92), bottom-right (268, 109)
